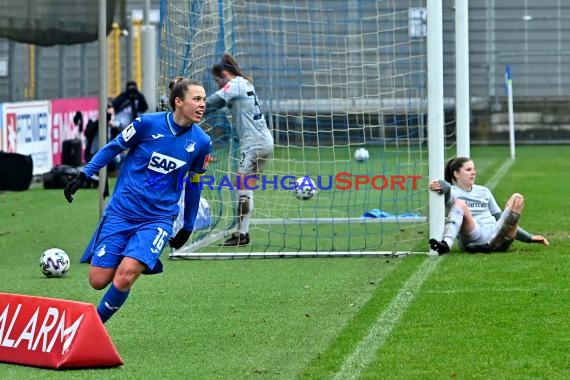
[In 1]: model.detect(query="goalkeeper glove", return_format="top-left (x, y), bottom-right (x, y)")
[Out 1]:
top-left (64, 172), bottom-right (87, 203)
top-left (169, 229), bottom-right (191, 249)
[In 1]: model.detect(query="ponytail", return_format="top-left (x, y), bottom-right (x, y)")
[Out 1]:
top-left (444, 157), bottom-right (471, 184)
top-left (211, 53), bottom-right (253, 82)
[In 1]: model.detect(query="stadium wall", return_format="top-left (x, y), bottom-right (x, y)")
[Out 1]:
top-left (0, 1), bottom-right (569, 143)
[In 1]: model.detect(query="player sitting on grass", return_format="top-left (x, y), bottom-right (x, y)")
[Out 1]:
top-left (428, 157), bottom-right (550, 255)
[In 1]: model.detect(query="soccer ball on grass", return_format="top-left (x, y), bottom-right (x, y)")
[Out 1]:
top-left (354, 148), bottom-right (370, 162)
top-left (293, 176), bottom-right (317, 200)
top-left (40, 248), bottom-right (70, 278)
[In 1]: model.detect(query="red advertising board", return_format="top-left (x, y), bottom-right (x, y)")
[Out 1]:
top-left (0, 293), bottom-right (123, 369)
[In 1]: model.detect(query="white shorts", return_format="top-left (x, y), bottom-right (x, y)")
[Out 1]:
top-left (238, 146), bottom-right (273, 174)
top-left (459, 222), bottom-right (513, 252)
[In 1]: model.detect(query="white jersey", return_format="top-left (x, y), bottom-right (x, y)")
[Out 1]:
top-left (447, 184), bottom-right (501, 228)
top-left (205, 76), bottom-right (274, 152)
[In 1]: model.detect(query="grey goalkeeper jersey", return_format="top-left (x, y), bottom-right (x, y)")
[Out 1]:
top-left (204, 76), bottom-right (274, 151)
top-left (447, 184), bottom-right (502, 228)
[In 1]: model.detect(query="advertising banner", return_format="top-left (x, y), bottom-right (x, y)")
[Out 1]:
top-left (0, 293), bottom-right (123, 369)
top-left (2, 101), bottom-right (51, 175)
top-left (50, 97), bottom-right (99, 166)
top-left (0, 102), bottom-right (4, 152)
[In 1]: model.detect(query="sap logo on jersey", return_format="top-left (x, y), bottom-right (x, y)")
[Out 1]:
top-left (148, 152), bottom-right (186, 174)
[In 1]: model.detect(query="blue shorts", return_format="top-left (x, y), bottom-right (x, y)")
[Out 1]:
top-left (81, 213), bottom-right (173, 275)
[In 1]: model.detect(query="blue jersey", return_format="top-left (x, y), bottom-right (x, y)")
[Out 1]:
top-left (83, 112), bottom-right (212, 223)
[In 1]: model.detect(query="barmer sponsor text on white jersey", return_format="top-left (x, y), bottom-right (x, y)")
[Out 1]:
top-left (447, 184), bottom-right (502, 227)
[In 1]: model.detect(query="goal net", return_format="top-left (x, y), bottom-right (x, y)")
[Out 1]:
top-left (159, 0), bottom-right (441, 258)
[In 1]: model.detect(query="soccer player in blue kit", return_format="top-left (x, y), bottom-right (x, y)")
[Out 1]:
top-left (64, 78), bottom-right (212, 323)
top-left (428, 157), bottom-right (549, 254)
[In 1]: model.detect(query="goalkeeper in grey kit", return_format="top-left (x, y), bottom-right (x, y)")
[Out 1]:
top-left (203, 53), bottom-right (274, 247)
top-left (428, 157), bottom-right (549, 254)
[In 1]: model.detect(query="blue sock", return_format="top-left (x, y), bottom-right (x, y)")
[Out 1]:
top-left (96, 283), bottom-right (130, 323)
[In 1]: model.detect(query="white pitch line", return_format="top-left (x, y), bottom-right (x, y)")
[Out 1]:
top-left (333, 256), bottom-right (441, 380)
top-left (424, 286), bottom-right (570, 294)
top-left (484, 158), bottom-right (514, 191)
top-left (333, 157), bottom-right (514, 379)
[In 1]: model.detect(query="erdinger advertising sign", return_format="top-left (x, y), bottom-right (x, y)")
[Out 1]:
top-left (0, 293), bottom-right (123, 369)
top-left (2, 101), bottom-right (52, 175)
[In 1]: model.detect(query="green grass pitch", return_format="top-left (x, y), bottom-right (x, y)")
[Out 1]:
top-left (0, 145), bottom-right (568, 379)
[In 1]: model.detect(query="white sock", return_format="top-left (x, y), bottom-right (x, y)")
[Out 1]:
top-left (237, 190), bottom-right (253, 235)
top-left (489, 207), bottom-right (520, 248)
top-left (442, 204), bottom-right (464, 249)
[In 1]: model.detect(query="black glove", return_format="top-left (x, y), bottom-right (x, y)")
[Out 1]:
top-left (169, 229), bottom-right (192, 249)
top-left (64, 172), bottom-right (87, 203)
